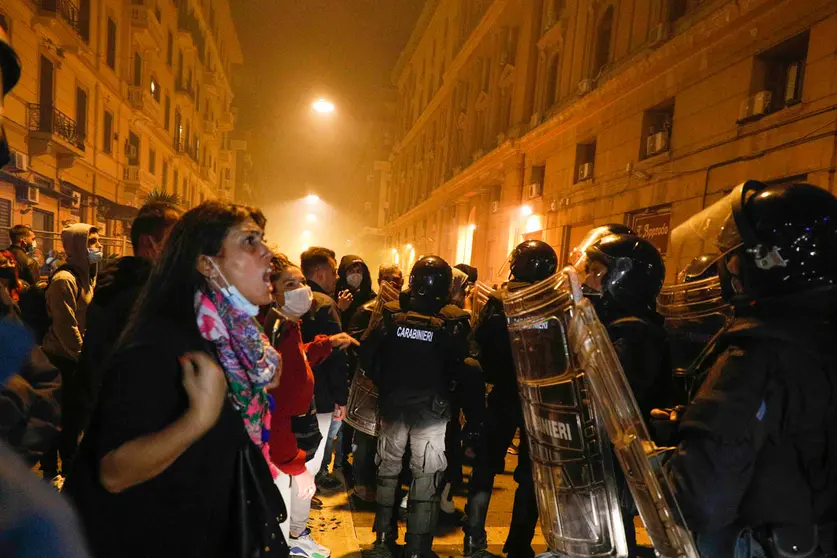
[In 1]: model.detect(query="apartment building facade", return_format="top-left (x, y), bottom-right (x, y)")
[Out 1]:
top-left (0, 0), bottom-right (245, 255)
top-left (384, 0), bottom-right (837, 283)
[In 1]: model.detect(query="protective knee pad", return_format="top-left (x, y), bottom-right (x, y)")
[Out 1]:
top-left (376, 474), bottom-right (399, 507)
top-left (409, 470), bottom-right (444, 503)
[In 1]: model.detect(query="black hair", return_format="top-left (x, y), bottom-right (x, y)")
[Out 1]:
top-left (8, 224), bottom-right (32, 244)
top-left (119, 201), bottom-right (266, 348)
top-left (300, 246), bottom-right (336, 278)
top-left (130, 201), bottom-right (182, 249)
top-left (269, 252), bottom-right (299, 282)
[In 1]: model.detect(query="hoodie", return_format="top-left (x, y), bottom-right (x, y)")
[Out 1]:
top-left (335, 255), bottom-right (375, 330)
top-left (42, 224), bottom-right (97, 363)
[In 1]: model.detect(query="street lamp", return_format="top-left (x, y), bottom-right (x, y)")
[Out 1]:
top-left (305, 194), bottom-right (320, 205)
top-left (312, 99), bottom-right (335, 114)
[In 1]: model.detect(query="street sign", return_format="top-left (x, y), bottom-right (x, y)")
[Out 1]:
top-left (632, 210), bottom-right (671, 255)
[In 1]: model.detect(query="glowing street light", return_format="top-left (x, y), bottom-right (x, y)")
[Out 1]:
top-left (306, 213), bottom-right (317, 223)
top-left (301, 230), bottom-right (312, 238)
top-left (520, 205), bottom-right (533, 217)
top-left (305, 194), bottom-right (320, 205)
top-left (312, 99), bottom-right (335, 114)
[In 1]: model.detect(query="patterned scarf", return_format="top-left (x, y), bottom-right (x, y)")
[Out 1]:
top-left (195, 288), bottom-right (281, 477)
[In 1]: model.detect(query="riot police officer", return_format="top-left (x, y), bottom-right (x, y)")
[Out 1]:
top-left (573, 233), bottom-right (672, 557)
top-left (362, 256), bottom-right (470, 558)
top-left (664, 181), bottom-right (837, 557)
top-left (463, 240), bottom-right (558, 558)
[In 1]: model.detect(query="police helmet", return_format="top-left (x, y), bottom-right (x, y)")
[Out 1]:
top-left (569, 223), bottom-right (636, 266)
top-left (409, 256), bottom-right (453, 312)
top-left (584, 233), bottom-right (665, 311)
top-left (509, 240), bottom-right (558, 283)
top-left (718, 180), bottom-right (837, 300)
top-left (678, 254), bottom-right (721, 284)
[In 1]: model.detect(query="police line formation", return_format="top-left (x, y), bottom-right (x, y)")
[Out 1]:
top-left (1, 27), bottom-right (836, 558)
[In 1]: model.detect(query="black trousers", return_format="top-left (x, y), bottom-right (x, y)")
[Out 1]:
top-left (465, 387), bottom-right (538, 558)
top-left (41, 352), bottom-right (81, 477)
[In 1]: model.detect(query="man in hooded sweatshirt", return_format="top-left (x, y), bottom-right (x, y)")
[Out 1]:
top-left (40, 223), bottom-right (101, 479)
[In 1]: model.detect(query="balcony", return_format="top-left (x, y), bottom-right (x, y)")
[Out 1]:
top-left (202, 117), bottom-right (218, 137)
top-left (122, 166), bottom-right (156, 206)
top-left (176, 7), bottom-right (199, 53)
top-left (27, 104), bottom-right (84, 167)
top-left (200, 166), bottom-right (217, 185)
top-left (218, 149), bottom-right (232, 165)
top-left (221, 178), bottom-right (233, 191)
top-left (174, 137), bottom-right (199, 164)
top-left (203, 69), bottom-right (218, 95)
top-left (127, 85), bottom-right (162, 125)
top-left (218, 111), bottom-right (235, 132)
top-left (175, 80), bottom-right (196, 104)
top-left (31, 0), bottom-right (87, 50)
top-left (130, 0), bottom-right (164, 51)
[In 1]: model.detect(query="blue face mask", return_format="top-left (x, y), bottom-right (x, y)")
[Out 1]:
top-left (209, 258), bottom-right (260, 317)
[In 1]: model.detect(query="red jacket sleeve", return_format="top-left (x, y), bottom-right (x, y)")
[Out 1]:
top-left (304, 334), bottom-right (332, 368)
top-left (268, 414), bottom-right (308, 476)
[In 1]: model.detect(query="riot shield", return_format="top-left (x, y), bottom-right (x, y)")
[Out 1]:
top-left (503, 269), bottom-right (698, 558)
top-left (658, 276), bottom-right (733, 403)
top-left (470, 280), bottom-right (492, 326)
top-left (347, 281), bottom-right (403, 436)
top-left (502, 272), bottom-right (627, 558)
top-left (566, 269), bottom-right (698, 558)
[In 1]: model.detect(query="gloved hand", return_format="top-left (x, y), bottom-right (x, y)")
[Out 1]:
top-left (649, 405), bottom-right (686, 447)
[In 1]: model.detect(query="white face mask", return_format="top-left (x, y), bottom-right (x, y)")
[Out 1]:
top-left (208, 258), bottom-right (261, 317)
top-left (281, 285), bottom-right (313, 318)
top-left (88, 247), bottom-right (103, 264)
top-left (28, 239), bottom-right (37, 253)
top-left (346, 272), bottom-right (363, 289)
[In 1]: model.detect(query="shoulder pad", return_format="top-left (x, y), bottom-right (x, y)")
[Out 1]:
top-left (383, 300), bottom-right (402, 315)
top-left (439, 304), bottom-right (470, 321)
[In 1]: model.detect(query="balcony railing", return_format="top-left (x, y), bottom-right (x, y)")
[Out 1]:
top-left (174, 137), bottom-right (198, 162)
top-left (27, 104), bottom-right (84, 149)
top-left (175, 80), bottom-right (196, 103)
top-left (32, 0), bottom-right (80, 31)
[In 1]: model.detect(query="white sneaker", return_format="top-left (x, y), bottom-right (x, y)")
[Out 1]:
top-left (289, 528), bottom-right (331, 558)
top-left (400, 493), bottom-right (408, 510)
top-left (440, 482), bottom-right (455, 514)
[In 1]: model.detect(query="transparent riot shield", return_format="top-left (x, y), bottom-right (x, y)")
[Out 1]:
top-left (346, 281), bottom-right (402, 436)
top-left (502, 272), bottom-right (627, 558)
top-left (658, 276), bottom-right (733, 403)
top-left (566, 269), bottom-right (698, 558)
top-left (504, 269), bottom-right (698, 558)
top-left (470, 280), bottom-right (493, 326)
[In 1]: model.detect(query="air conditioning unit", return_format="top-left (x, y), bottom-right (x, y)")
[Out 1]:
top-left (491, 200), bottom-right (500, 213)
top-left (26, 186), bottom-right (40, 204)
top-left (4, 150), bottom-right (28, 173)
top-left (70, 191), bottom-right (81, 209)
top-left (646, 131), bottom-right (669, 157)
top-left (578, 162), bottom-right (594, 181)
top-left (738, 90), bottom-right (772, 123)
top-left (784, 62), bottom-right (803, 106)
top-left (648, 23), bottom-right (669, 47)
top-left (527, 183), bottom-right (543, 199)
top-left (577, 79), bottom-right (594, 96)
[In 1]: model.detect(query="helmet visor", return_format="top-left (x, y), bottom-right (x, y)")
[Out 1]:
top-left (669, 190), bottom-right (743, 282)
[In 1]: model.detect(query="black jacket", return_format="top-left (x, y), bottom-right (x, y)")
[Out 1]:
top-left (7, 244), bottom-right (40, 287)
top-left (336, 255), bottom-right (376, 331)
top-left (473, 281), bottom-right (528, 391)
top-left (301, 281), bottom-right (348, 412)
top-left (0, 288), bottom-right (61, 466)
top-left (668, 295), bottom-right (837, 535)
top-left (75, 256), bottom-right (152, 431)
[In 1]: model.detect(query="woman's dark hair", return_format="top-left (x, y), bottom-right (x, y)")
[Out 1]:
top-left (119, 201), bottom-right (266, 348)
top-left (269, 253), bottom-right (298, 282)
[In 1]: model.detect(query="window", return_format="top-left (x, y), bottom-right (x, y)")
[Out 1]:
top-left (167, 32), bottom-right (173, 66)
top-left (102, 110), bottom-right (113, 154)
top-left (76, 87), bottom-right (88, 148)
top-left (149, 148), bottom-right (156, 174)
top-left (127, 132), bottom-right (140, 166)
top-left (133, 52), bottom-right (143, 86)
top-left (593, 6), bottom-right (614, 78)
top-left (670, 0), bottom-right (688, 21)
top-left (173, 170), bottom-right (179, 197)
top-left (150, 77), bottom-right (160, 102)
top-left (545, 54), bottom-right (561, 108)
top-left (106, 18), bottom-right (117, 70)
top-left (574, 140), bottom-right (596, 183)
top-left (640, 99), bottom-right (674, 160)
top-left (162, 161), bottom-right (168, 191)
top-left (750, 31), bottom-right (810, 116)
top-left (544, 0), bottom-right (565, 32)
top-left (79, 0), bottom-right (90, 42)
top-left (164, 95), bottom-right (171, 130)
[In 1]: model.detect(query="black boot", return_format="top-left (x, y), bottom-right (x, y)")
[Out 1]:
top-left (463, 534), bottom-right (501, 558)
top-left (364, 530), bottom-right (398, 558)
top-left (463, 490), bottom-right (491, 556)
